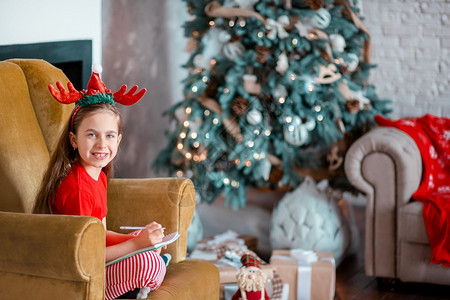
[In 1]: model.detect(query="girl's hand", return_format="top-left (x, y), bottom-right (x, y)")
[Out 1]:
top-left (133, 221), bottom-right (164, 249)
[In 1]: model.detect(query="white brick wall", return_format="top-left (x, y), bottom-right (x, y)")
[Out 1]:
top-left (362, 0), bottom-right (449, 118)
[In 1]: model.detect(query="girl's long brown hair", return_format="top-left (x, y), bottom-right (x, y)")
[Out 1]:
top-left (33, 103), bottom-right (122, 214)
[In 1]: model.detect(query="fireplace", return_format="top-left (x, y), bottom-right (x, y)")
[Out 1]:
top-left (0, 40), bottom-right (92, 90)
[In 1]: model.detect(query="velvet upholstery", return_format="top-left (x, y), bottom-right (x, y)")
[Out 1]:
top-left (0, 212), bottom-right (106, 299)
top-left (0, 61), bottom-right (50, 213)
top-left (107, 178), bottom-right (196, 263)
top-left (345, 127), bottom-right (450, 285)
top-left (0, 59), bottom-right (219, 299)
top-left (6, 59), bottom-right (74, 154)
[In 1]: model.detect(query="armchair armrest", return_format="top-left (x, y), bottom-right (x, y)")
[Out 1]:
top-left (148, 260), bottom-right (220, 299)
top-left (107, 177), bottom-right (196, 263)
top-left (344, 126), bottom-right (422, 277)
top-left (0, 211), bottom-right (105, 299)
top-left (345, 126), bottom-right (422, 205)
top-left (107, 178), bottom-right (220, 299)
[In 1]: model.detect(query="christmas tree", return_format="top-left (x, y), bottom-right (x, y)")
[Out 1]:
top-left (154, 0), bottom-right (391, 210)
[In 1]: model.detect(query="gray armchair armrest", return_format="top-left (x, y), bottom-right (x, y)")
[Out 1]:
top-left (345, 126), bottom-right (422, 204)
top-left (0, 211), bottom-right (105, 299)
top-left (344, 126), bottom-right (422, 277)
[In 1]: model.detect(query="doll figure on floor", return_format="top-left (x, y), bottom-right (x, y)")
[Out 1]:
top-left (232, 254), bottom-right (270, 300)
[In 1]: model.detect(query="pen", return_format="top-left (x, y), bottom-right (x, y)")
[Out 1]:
top-left (120, 226), bottom-right (166, 230)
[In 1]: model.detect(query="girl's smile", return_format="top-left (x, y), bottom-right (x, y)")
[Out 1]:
top-left (69, 110), bottom-right (122, 180)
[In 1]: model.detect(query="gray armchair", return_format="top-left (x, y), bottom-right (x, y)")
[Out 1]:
top-left (344, 126), bottom-right (450, 285)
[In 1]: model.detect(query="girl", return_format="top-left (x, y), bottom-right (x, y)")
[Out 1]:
top-left (33, 71), bottom-right (166, 299)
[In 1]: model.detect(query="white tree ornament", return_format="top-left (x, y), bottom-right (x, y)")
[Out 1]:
top-left (246, 109), bottom-right (263, 125)
top-left (330, 34), bottom-right (346, 52)
top-left (266, 15), bottom-right (290, 40)
top-left (235, 0), bottom-right (258, 10)
top-left (223, 41), bottom-right (246, 61)
top-left (276, 52), bottom-right (289, 74)
top-left (193, 28), bottom-right (229, 69)
top-left (283, 115), bottom-right (316, 146)
top-left (310, 8), bottom-right (331, 29)
top-left (345, 53), bottom-right (359, 72)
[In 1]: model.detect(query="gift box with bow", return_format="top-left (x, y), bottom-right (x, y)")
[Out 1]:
top-left (270, 249), bottom-right (335, 300)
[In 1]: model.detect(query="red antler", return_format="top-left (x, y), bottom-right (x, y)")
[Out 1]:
top-left (113, 85), bottom-right (147, 105)
top-left (48, 81), bottom-right (82, 104)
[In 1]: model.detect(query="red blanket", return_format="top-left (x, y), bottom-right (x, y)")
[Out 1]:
top-left (375, 114), bottom-right (450, 267)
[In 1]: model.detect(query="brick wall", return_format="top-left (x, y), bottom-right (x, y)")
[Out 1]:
top-left (362, 0), bottom-right (449, 118)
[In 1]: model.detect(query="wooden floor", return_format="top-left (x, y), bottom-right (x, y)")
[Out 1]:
top-left (334, 205), bottom-right (450, 300)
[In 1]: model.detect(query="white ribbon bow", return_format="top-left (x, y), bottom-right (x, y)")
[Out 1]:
top-left (266, 15), bottom-right (290, 40)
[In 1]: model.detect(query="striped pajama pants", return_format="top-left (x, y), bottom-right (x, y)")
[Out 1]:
top-left (105, 250), bottom-right (166, 300)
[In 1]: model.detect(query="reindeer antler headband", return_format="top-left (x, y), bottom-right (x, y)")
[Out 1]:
top-left (48, 68), bottom-right (146, 107)
top-left (48, 66), bottom-right (146, 130)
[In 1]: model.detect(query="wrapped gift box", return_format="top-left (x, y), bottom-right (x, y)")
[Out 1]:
top-left (195, 232), bottom-right (258, 254)
top-left (270, 249), bottom-right (335, 300)
top-left (189, 231), bottom-right (287, 299)
top-left (221, 283), bottom-right (239, 300)
top-left (189, 231), bottom-right (258, 262)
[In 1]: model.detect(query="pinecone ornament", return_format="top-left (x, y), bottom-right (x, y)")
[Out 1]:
top-left (205, 79), bottom-right (219, 98)
top-left (269, 165), bottom-right (284, 183)
top-left (255, 45), bottom-right (270, 64)
top-left (231, 97), bottom-right (250, 116)
top-left (305, 0), bottom-right (323, 10)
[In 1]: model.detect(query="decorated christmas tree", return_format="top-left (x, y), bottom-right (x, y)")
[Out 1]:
top-left (154, 0), bottom-right (391, 210)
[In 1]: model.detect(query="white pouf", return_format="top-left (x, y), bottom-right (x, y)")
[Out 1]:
top-left (270, 177), bottom-right (354, 264)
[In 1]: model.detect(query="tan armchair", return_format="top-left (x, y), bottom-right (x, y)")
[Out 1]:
top-left (0, 59), bottom-right (219, 299)
top-left (344, 126), bottom-right (450, 286)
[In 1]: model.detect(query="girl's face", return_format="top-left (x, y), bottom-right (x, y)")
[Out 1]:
top-left (69, 110), bottom-right (122, 180)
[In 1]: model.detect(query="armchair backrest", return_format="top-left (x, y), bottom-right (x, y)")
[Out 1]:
top-left (0, 59), bottom-right (73, 213)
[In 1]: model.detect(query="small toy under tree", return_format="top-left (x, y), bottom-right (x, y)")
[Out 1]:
top-left (154, 0), bottom-right (391, 209)
top-left (232, 254), bottom-right (270, 300)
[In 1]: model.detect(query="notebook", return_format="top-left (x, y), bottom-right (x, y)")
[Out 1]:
top-left (106, 232), bottom-right (180, 266)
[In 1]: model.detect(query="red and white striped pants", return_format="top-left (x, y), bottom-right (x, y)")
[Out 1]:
top-left (105, 250), bottom-right (166, 300)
